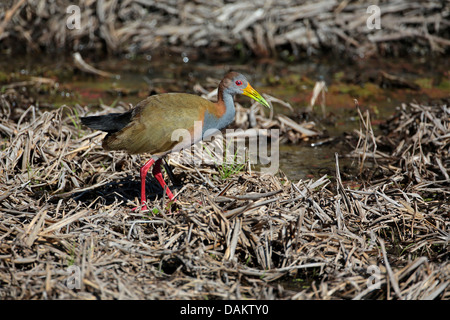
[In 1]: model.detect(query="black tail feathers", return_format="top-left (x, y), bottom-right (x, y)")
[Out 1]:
top-left (80, 111), bottom-right (133, 134)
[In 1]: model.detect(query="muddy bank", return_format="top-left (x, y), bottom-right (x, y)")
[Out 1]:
top-left (0, 0), bottom-right (449, 59)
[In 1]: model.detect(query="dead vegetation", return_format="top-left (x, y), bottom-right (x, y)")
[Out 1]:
top-left (0, 77), bottom-right (448, 299)
top-left (0, 0), bottom-right (449, 58)
top-left (0, 0), bottom-right (447, 302)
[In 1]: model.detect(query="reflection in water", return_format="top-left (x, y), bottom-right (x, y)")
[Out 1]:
top-left (279, 143), bottom-right (353, 181)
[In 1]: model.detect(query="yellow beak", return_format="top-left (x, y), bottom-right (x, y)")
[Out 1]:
top-left (242, 83), bottom-right (270, 108)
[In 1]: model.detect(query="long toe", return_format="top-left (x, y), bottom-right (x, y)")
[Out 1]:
top-left (132, 203), bottom-right (150, 212)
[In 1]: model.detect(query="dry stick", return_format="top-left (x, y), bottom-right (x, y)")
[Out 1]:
top-left (127, 219), bottom-right (166, 239)
top-left (335, 152), bottom-right (353, 216)
top-left (51, 180), bottom-right (111, 199)
top-left (20, 207), bottom-right (48, 247)
top-left (217, 189), bottom-right (282, 201)
top-left (307, 80), bottom-right (327, 117)
top-left (354, 100), bottom-right (367, 173)
top-left (40, 209), bottom-right (90, 235)
top-left (73, 52), bottom-right (116, 78)
top-left (379, 239), bottom-right (403, 300)
top-left (226, 218), bottom-right (242, 261)
top-left (422, 281), bottom-right (449, 300)
top-left (0, 0), bottom-right (27, 37)
top-left (224, 198), bottom-right (279, 219)
top-left (277, 115), bottom-right (319, 137)
top-left (435, 157), bottom-right (449, 180)
top-left (194, 167), bottom-right (218, 191)
top-left (235, 262), bottom-right (326, 278)
top-left (353, 257), bottom-right (430, 299)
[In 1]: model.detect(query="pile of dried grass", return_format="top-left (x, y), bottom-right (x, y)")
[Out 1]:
top-left (1, 0), bottom-right (449, 58)
top-left (0, 79), bottom-right (448, 299)
top-left (349, 100), bottom-right (449, 198)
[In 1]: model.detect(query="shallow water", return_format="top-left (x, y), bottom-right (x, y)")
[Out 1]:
top-left (1, 53), bottom-right (448, 181)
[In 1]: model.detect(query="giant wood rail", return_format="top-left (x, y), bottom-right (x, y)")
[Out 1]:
top-left (81, 72), bottom-right (270, 211)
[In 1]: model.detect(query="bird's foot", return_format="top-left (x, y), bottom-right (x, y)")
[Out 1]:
top-left (132, 199), bottom-right (177, 214)
top-left (132, 203), bottom-right (150, 212)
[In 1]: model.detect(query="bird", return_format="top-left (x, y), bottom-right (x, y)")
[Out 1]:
top-left (80, 71), bottom-right (270, 211)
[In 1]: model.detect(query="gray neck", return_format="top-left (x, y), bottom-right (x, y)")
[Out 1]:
top-left (202, 91), bottom-right (236, 136)
top-left (221, 92), bottom-right (236, 127)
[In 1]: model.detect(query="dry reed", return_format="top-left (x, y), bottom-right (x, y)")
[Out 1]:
top-left (0, 79), bottom-right (448, 299)
top-left (0, 0), bottom-right (448, 58)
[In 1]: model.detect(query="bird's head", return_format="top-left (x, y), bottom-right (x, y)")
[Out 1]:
top-left (221, 72), bottom-right (270, 108)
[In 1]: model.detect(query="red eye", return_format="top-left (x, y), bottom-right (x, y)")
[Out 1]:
top-left (235, 80), bottom-right (243, 86)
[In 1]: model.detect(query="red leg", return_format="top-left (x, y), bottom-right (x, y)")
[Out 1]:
top-left (133, 158), bottom-right (175, 212)
top-left (133, 158), bottom-right (155, 211)
top-left (152, 159), bottom-right (175, 201)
